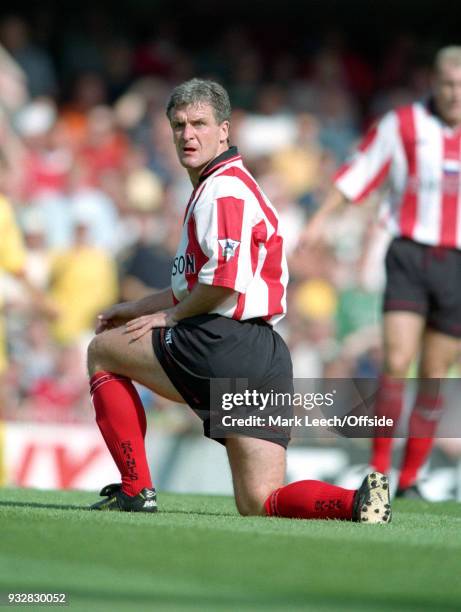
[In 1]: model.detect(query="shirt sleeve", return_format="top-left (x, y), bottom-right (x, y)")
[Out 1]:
top-left (0, 196), bottom-right (26, 275)
top-left (193, 182), bottom-right (254, 293)
top-left (334, 111), bottom-right (397, 203)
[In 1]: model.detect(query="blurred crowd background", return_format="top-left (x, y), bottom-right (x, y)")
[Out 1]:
top-left (0, 1), bottom-right (457, 430)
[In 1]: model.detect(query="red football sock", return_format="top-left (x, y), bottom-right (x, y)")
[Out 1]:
top-left (398, 389), bottom-right (443, 489)
top-left (90, 371), bottom-right (152, 496)
top-left (370, 375), bottom-right (405, 473)
top-left (264, 480), bottom-right (356, 520)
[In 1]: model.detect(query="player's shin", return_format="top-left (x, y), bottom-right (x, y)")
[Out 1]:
top-left (90, 371), bottom-right (152, 496)
top-left (398, 388), bottom-right (443, 490)
top-left (371, 374), bottom-right (405, 473)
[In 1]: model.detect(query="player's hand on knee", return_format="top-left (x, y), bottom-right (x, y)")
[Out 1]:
top-left (123, 310), bottom-right (178, 342)
top-left (95, 302), bottom-right (138, 334)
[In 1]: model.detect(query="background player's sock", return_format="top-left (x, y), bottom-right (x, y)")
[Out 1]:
top-left (90, 371), bottom-right (152, 496)
top-left (370, 374), bottom-right (405, 473)
top-left (264, 480), bottom-right (355, 520)
top-left (398, 389), bottom-right (443, 489)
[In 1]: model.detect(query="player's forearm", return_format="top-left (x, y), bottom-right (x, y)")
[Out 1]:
top-left (314, 186), bottom-right (348, 221)
top-left (299, 186), bottom-right (349, 248)
top-left (132, 288), bottom-right (174, 317)
top-left (171, 283), bottom-right (235, 322)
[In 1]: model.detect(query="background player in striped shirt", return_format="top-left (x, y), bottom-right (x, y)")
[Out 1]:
top-left (86, 78), bottom-right (390, 522)
top-left (300, 46), bottom-right (461, 498)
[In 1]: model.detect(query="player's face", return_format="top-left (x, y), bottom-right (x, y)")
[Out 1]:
top-left (434, 62), bottom-right (461, 127)
top-left (170, 103), bottom-right (229, 183)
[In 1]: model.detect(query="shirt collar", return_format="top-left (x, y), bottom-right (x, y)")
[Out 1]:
top-left (198, 146), bottom-right (241, 183)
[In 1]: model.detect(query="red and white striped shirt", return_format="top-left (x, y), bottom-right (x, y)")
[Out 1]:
top-left (335, 101), bottom-right (461, 248)
top-left (171, 147), bottom-right (288, 325)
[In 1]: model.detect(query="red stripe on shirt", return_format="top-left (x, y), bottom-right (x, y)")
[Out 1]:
top-left (397, 106), bottom-right (419, 237)
top-left (336, 125), bottom-right (378, 185)
top-left (353, 159), bottom-right (392, 202)
top-left (358, 124), bottom-right (379, 152)
top-left (213, 196), bottom-right (244, 290)
top-left (233, 293), bottom-right (246, 319)
top-left (218, 167), bottom-right (279, 229)
top-left (260, 234), bottom-right (285, 318)
top-left (251, 220), bottom-right (267, 274)
top-left (233, 220), bottom-right (267, 320)
top-left (334, 123), bottom-right (390, 201)
top-left (185, 214), bottom-right (209, 291)
top-left (440, 133), bottom-right (461, 247)
top-left (217, 166), bottom-right (284, 316)
top-left (333, 160), bottom-right (353, 183)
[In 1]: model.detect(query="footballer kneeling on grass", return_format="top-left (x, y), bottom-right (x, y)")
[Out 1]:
top-left (87, 79), bottom-right (391, 523)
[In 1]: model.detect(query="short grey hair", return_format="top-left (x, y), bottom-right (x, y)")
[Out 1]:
top-left (435, 46), bottom-right (461, 71)
top-left (166, 78), bottom-right (231, 124)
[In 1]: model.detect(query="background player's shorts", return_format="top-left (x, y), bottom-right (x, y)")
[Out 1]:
top-left (384, 237), bottom-right (461, 337)
top-left (152, 314), bottom-right (293, 448)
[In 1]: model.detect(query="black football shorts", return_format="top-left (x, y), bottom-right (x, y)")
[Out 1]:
top-left (383, 237), bottom-right (461, 337)
top-left (152, 314), bottom-right (293, 448)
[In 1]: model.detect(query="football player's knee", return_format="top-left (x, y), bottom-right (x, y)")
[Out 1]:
top-left (384, 350), bottom-right (413, 377)
top-left (87, 334), bottom-right (108, 375)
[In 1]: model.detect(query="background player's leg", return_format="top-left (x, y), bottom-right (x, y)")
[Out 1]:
top-left (371, 312), bottom-right (425, 473)
top-left (418, 329), bottom-right (460, 378)
top-left (226, 437), bottom-right (363, 520)
top-left (87, 327), bottom-right (185, 497)
top-left (382, 312), bottom-right (425, 377)
top-left (397, 329), bottom-right (460, 492)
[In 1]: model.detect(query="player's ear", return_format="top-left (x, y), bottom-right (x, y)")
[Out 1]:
top-left (219, 120), bottom-right (230, 144)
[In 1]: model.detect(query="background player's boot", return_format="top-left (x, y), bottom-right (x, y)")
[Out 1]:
top-left (90, 483), bottom-right (158, 512)
top-left (395, 484), bottom-right (425, 500)
top-left (353, 472), bottom-right (391, 524)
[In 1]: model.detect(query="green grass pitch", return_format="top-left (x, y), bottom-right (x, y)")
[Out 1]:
top-left (1, 488), bottom-right (460, 611)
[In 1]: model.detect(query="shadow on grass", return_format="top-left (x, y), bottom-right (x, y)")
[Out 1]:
top-left (0, 499), bottom-right (236, 517)
top-left (0, 500), bottom-right (85, 511)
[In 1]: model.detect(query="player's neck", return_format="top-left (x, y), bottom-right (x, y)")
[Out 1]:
top-left (440, 111), bottom-right (461, 129)
top-left (188, 144), bottom-right (230, 187)
top-left (446, 119), bottom-right (461, 130)
top-left (188, 168), bottom-right (202, 187)
top-left (432, 99), bottom-right (461, 130)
